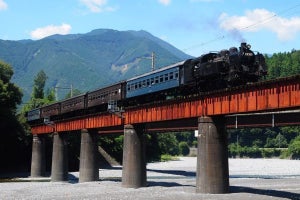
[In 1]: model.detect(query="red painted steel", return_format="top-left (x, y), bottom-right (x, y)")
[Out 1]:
top-left (31, 77), bottom-right (300, 134)
top-left (123, 79), bottom-right (300, 124)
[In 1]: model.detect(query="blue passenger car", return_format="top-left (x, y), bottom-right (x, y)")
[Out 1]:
top-left (126, 61), bottom-right (185, 98)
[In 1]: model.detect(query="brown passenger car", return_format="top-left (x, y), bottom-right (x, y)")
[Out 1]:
top-left (40, 103), bottom-right (61, 118)
top-left (87, 81), bottom-right (126, 108)
top-left (61, 95), bottom-right (85, 114)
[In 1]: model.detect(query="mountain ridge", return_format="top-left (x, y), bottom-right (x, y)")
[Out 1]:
top-left (0, 29), bottom-right (192, 102)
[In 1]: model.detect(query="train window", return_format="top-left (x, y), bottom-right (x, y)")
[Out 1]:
top-left (175, 72), bottom-right (179, 79)
top-left (165, 74), bottom-right (169, 81)
top-left (138, 82), bottom-right (142, 88)
top-left (127, 85), bottom-right (130, 91)
top-left (151, 78), bottom-right (154, 85)
top-left (170, 72), bottom-right (174, 79)
top-left (147, 79), bottom-right (150, 86)
top-left (155, 76), bottom-right (159, 84)
top-left (160, 75), bottom-right (164, 82)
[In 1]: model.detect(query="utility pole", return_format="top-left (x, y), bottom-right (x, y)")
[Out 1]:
top-left (151, 52), bottom-right (155, 71)
top-left (139, 52), bottom-right (155, 72)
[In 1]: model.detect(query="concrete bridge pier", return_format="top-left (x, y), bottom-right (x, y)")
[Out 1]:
top-left (30, 134), bottom-right (46, 177)
top-left (196, 116), bottom-right (229, 194)
top-left (51, 132), bottom-right (68, 182)
top-left (122, 124), bottom-right (147, 188)
top-left (79, 129), bottom-right (99, 182)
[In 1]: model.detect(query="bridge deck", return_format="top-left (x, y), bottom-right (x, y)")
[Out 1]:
top-left (31, 75), bottom-right (300, 134)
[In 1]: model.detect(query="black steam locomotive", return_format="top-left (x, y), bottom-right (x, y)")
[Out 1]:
top-left (27, 43), bottom-right (267, 122)
top-left (191, 42), bottom-right (266, 90)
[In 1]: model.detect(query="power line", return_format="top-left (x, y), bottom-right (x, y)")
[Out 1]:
top-left (184, 3), bottom-right (300, 52)
top-left (239, 4), bottom-right (300, 32)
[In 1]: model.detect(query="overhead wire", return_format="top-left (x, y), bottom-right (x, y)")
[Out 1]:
top-left (183, 3), bottom-right (300, 52)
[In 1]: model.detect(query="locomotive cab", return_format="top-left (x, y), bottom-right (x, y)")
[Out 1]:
top-left (239, 43), bottom-right (255, 72)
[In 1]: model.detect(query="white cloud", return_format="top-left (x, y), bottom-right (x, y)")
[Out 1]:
top-left (0, 0), bottom-right (8, 10)
top-left (30, 24), bottom-right (72, 40)
top-left (79, 0), bottom-right (116, 13)
top-left (218, 9), bottom-right (300, 41)
top-left (158, 0), bottom-right (171, 6)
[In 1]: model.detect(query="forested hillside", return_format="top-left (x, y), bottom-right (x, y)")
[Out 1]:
top-left (266, 49), bottom-right (300, 79)
top-left (0, 29), bottom-right (191, 102)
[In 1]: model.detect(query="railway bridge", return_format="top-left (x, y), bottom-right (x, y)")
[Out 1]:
top-left (29, 75), bottom-right (300, 194)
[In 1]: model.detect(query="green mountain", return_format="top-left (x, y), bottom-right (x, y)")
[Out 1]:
top-left (0, 29), bottom-right (191, 102)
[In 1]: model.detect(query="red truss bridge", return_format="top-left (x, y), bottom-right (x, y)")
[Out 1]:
top-left (30, 75), bottom-right (300, 134)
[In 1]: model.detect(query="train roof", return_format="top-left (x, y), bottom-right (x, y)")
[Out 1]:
top-left (127, 60), bottom-right (185, 82)
top-left (87, 80), bottom-right (126, 93)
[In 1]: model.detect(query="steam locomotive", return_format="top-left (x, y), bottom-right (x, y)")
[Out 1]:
top-left (27, 43), bottom-right (267, 122)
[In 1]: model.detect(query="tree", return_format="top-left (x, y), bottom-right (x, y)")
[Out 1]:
top-left (288, 136), bottom-right (300, 159)
top-left (0, 60), bottom-right (27, 171)
top-left (22, 70), bottom-right (54, 111)
top-left (32, 70), bottom-right (47, 99)
top-left (266, 50), bottom-right (300, 79)
top-left (179, 141), bottom-right (190, 156)
top-left (45, 88), bottom-right (56, 102)
top-left (274, 133), bottom-right (288, 148)
top-left (0, 61), bottom-right (22, 113)
top-left (157, 133), bottom-right (179, 156)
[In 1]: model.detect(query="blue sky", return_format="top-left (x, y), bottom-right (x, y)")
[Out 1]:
top-left (0, 0), bottom-right (300, 56)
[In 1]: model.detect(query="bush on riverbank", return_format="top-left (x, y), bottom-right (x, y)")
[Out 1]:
top-left (228, 143), bottom-right (286, 158)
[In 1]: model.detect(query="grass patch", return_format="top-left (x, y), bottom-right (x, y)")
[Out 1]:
top-left (160, 154), bottom-right (179, 162)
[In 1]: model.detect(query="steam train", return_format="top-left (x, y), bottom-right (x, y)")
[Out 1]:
top-left (27, 43), bottom-right (267, 122)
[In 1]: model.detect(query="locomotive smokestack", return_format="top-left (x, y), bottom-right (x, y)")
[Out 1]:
top-left (240, 42), bottom-right (249, 52)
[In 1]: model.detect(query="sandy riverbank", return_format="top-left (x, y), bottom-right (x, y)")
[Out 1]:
top-left (1, 158), bottom-right (300, 200)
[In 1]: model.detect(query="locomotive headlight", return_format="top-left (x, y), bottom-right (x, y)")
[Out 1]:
top-left (247, 44), bottom-right (251, 49)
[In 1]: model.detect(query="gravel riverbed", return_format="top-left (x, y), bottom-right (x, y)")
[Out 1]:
top-left (1, 158), bottom-right (300, 200)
